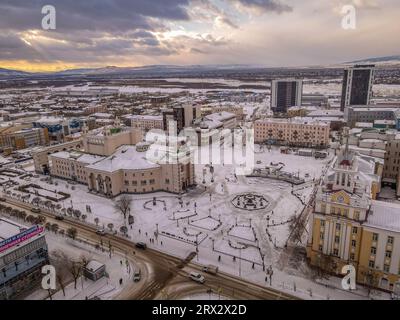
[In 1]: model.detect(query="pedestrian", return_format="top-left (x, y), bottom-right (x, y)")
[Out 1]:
top-left (218, 255), bottom-right (221, 262)
top-left (161, 241), bottom-right (163, 246)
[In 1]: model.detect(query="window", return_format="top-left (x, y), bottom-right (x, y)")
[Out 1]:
top-left (354, 211), bottom-right (360, 220)
top-left (132, 181), bottom-right (137, 186)
top-left (350, 253), bottom-right (355, 261)
top-left (369, 260), bottom-right (375, 268)
top-left (335, 236), bottom-right (340, 244)
top-left (351, 240), bottom-right (356, 247)
top-left (320, 233), bottom-right (324, 240)
top-left (383, 265), bottom-right (390, 273)
top-left (352, 227), bottom-right (358, 234)
top-left (371, 247), bottom-right (377, 255)
top-left (388, 236), bottom-right (394, 245)
top-left (318, 245), bottom-right (323, 251)
top-left (165, 179), bottom-right (170, 184)
top-left (333, 249), bottom-right (339, 256)
top-left (320, 220), bottom-right (325, 227)
top-left (372, 233), bottom-right (379, 241)
top-left (336, 223), bottom-right (341, 231)
top-left (385, 251), bottom-right (392, 258)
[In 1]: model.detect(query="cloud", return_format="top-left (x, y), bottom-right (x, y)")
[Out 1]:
top-left (0, 0), bottom-right (190, 32)
top-left (228, 0), bottom-right (293, 14)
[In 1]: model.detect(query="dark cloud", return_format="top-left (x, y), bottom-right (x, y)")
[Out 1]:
top-left (229, 0), bottom-right (292, 13)
top-left (0, 0), bottom-right (190, 32)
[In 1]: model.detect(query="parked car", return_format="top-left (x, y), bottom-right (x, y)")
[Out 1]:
top-left (30, 207), bottom-right (41, 213)
top-left (55, 215), bottom-right (64, 221)
top-left (0, 197), bottom-right (6, 202)
top-left (133, 269), bottom-right (141, 282)
top-left (135, 242), bottom-right (147, 250)
top-left (96, 229), bottom-right (106, 236)
top-left (189, 272), bottom-right (205, 284)
top-left (202, 265), bottom-right (219, 275)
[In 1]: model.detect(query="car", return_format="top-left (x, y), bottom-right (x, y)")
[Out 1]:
top-left (135, 242), bottom-right (147, 250)
top-left (189, 272), bottom-right (205, 284)
top-left (30, 208), bottom-right (41, 213)
top-left (133, 269), bottom-right (141, 282)
top-left (96, 229), bottom-right (106, 236)
top-left (55, 215), bottom-right (64, 221)
top-left (202, 265), bottom-right (219, 275)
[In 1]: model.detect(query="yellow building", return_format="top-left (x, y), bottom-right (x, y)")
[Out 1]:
top-left (307, 147), bottom-right (400, 293)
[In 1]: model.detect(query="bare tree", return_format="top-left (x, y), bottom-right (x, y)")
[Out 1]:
top-left (107, 223), bottom-right (114, 232)
top-left (94, 217), bottom-right (100, 226)
top-left (114, 195), bottom-right (131, 222)
top-left (67, 227), bottom-right (77, 240)
top-left (51, 250), bottom-right (70, 297)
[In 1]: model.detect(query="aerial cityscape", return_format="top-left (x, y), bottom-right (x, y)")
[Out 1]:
top-left (0, 0), bottom-right (399, 306)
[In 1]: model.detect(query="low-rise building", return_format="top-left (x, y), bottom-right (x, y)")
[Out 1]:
top-left (0, 219), bottom-right (48, 299)
top-left (130, 115), bottom-right (164, 132)
top-left (254, 118), bottom-right (330, 148)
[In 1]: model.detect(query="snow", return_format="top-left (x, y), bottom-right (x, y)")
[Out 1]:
top-left (25, 231), bottom-right (139, 300)
top-left (3, 144), bottom-right (392, 300)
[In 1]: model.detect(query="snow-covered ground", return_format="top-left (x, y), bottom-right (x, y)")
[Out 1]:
top-left (25, 232), bottom-right (139, 300)
top-left (5, 145), bottom-right (392, 300)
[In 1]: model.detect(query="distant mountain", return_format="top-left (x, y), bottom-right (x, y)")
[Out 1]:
top-left (0, 68), bottom-right (31, 77)
top-left (53, 64), bottom-right (261, 76)
top-left (346, 55), bottom-right (400, 66)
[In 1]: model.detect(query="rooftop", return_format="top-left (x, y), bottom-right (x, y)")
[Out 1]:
top-left (86, 145), bottom-right (159, 172)
top-left (366, 201), bottom-right (400, 233)
top-left (0, 218), bottom-right (25, 241)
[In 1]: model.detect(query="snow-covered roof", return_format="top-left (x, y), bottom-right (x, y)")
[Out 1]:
top-left (86, 145), bottom-right (159, 173)
top-left (51, 151), bottom-right (105, 165)
top-left (205, 111), bottom-right (236, 122)
top-left (366, 201), bottom-right (400, 233)
top-left (85, 260), bottom-right (105, 272)
top-left (129, 115), bottom-right (163, 121)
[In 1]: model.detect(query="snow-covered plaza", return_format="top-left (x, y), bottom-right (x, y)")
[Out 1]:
top-left (5, 145), bottom-right (392, 299)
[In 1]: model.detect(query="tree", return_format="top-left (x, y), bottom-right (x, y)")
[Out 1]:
top-left (114, 195), bottom-right (131, 222)
top-left (107, 223), bottom-right (114, 232)
top-left (94, 217), bottom-right (100, 226)
top-left (51, 250), bottom-right (70, 297)
top-left (73, 210), bottom-right (81, 220)
top-left (81, 214), bottom-right (87, 222)
top-left (51, 223), bottom-right (59, 233)
top-left (67, 227), bottom-right (78, 240)
top-left (120, 226), bottom-right (128, 235)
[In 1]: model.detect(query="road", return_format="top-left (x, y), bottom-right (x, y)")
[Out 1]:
top-left (1, 196), bottom-right (299, 301)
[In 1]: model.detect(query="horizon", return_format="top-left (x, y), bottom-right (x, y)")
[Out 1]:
top-left (0, 1), bottom-right (399, 72)
top-left (2, 54), bottom-right (400, 74)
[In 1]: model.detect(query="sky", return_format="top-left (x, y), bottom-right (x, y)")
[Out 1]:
top-left (0, 0), bottom-right (399, 72)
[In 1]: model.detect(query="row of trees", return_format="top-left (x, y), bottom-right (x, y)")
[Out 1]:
top-left (0, 203), bottom-right (46, 225)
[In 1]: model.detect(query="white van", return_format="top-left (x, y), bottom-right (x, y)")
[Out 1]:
top-left (189, 272), bottom-right (205, 284)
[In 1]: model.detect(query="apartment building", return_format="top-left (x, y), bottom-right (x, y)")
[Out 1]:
top-left (130, 115), bottom-right (164, 132)
top-left (0, 127), bottom-right (49, 151)
top-left (254, 118), bottom-right (330, 147)
top-left (345, 106), bottom-right (400, 128)
top-left (383, 135), bottom-right (400, 196)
